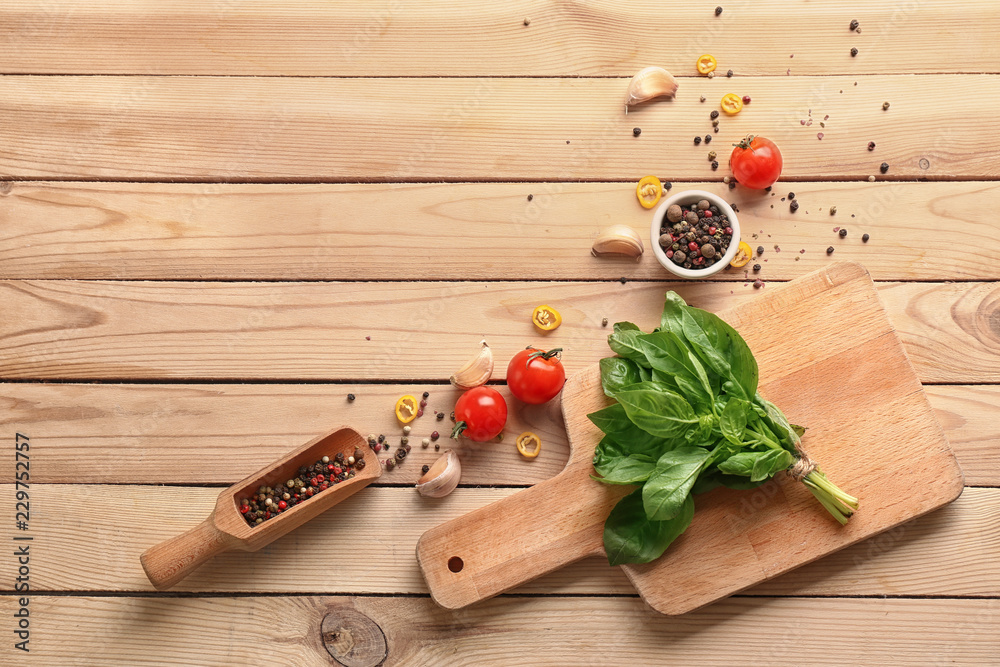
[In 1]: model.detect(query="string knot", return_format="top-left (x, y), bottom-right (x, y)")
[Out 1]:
top-left (787, 452), bottom-right (817, 482)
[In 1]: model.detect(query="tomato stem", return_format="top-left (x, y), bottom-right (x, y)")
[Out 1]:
top-left (526, 348), bottom-right (562, 368)
top-left (450, 421), bottom-right (468, 440)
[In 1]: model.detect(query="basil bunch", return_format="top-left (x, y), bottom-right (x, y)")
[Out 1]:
top-left (590, 292), bottom-right (858, 566)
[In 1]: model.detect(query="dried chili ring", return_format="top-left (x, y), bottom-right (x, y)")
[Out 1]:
top-left (636, 175), bottom-right (663, 209)
top-left (532, 305), bottom-right (562, 331)
top-left (516, 432), bottom-right (542, 458)
top-left (395, 395), bottom-right (419, 424)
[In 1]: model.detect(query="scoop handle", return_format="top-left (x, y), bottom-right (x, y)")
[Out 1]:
top-left (416, 467), bottom-right (630, 609)
top-left (140, 516), bottom-right (232, 590)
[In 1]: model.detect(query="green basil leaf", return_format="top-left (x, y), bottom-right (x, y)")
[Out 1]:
top-left (587, 403), bottom-right (673, 453)
top-left (599, 357), bottom-right (643, 398)
top-left (603, 488), bottom-right (695, 566)
top-left (615, 387), bottom-right (698, 439)
top-left (681, 307), bottom-right (759, 400)
top-left (659, 291), bottom-right (689, 335)
top-left (754, 393), bottom-right (800, 450)
top-left (637, 364), bottom-right (653, 382)
top-left (718, 449), bottom-right (794, 482)
top-left (719, 396), bottom-right (749, 445)
top-left (608, 322), bottom-right (651, 367)
top-left (791, 424), bottom-right (807, 438)
top-left (692, 470), bottom-right (768, 494)
top-left (637, 331), bottom-right (714, 409)
top-left (592, 435), bottom-right (659, 485)
top-left (642, 446), bottom-right (711, 521)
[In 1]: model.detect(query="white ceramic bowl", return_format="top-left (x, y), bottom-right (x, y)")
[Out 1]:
top-left (649, 189), bottom-right (741, 279)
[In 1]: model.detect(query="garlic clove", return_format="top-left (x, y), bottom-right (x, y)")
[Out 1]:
top-left (591, 224), bottom-right (644, 260)
top-left (450, 339), bottom-right (493, 390)
top-left (415, 450), bottom-right (461, 498)
top-left (625, 66), bottom-right (678, 108)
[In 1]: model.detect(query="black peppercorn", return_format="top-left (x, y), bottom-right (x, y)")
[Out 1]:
top-left (527, 194), bottom-right (533, 201)
top-left (788, 192), bottom-right (795, 200)
top-left (790, 200), bottom-right (799, 212)
top-left (880, 162), bottom-right (889, 173)
top-left (726, 69), bottom-right (733, 77)
top-left (705, 135), bottom-right (712, 144)
top-left (663, 181), bottom-right (672, 191)
top-left (422, 465), bottom-right (430, 474)
top-left (347, 393), bottom-right (355, 401)
top-left (335, 452), bottom-right (345, 463)
top-left (633, 127), bottom-right (641, 137)
top-left (851, 47), bottom-right (858, 57)
top-left (436, 411), bottom-right (444, 420)
top-left (711, 161), bottom-right (719, 170)
top-left (839, 228), bottom-right (848, 238)
top-left (422, 391), bottom-right (429, 399)
top-left (868, 141), bottom-right (876, 151)
top-left (620, 276), bottom-right (627, 284)
top-left (756, 245), bottom-right (764, 255)
top-left (827, 246), bottom-right (835, 254)
top-left (710, 110), bottom-right (719, 120)
top-left (395, 448), bottom-right (406, 461)
top-left (694, 136), bottom-right (702, 145)
top-left (753, 264), bottom-right (761, 272)
top-left (850, 19), bottom-right (859, 31)
top-left (728, 181), bottom-right (735, 189)
top-left (862, 233), bottom-right (870, 242)
top-left (716, 6), bottom-right (723, 15)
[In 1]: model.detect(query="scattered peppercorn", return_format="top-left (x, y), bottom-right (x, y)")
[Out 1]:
top-left (790, 200), bottom-right (799, 212)
top-left (788, 192), bottom-right (795, 200)
top-left (527, 194), bottom-right (533, 201)
top-left (700, 95), bottom-right (707, 103)
top-left (868, 175), bottom-right (876, 182)
top-left (753, 264), bottom-right (761, 272)
top-left (868, 141), bottom-right (876, 151)
top-left (728, 181), bottom-right (735, 189)
top-left (707, 71), bottom-right (715, 79)
top-left (663, 181), bottom-right (672, 191)
top-left (704, 135), bottom-right (712, 144)
top-left (830, 206), bottom-right (837, 215)
top-left (708, 151), bottom-right (717, 161)
top-left (742, 95), bottom-right (751, 105)
top-left (422, 464), bottom-right (430, 474)
top-left (712, 119), bottom-right (720, 127)
top-left (726, 69), bottom-right (733, 77)
top-left (710, 110), bottom-right (719, 120)
top-left (715, 6), bottom-right (723, 15)
top-left (434, 444), bottom-right (440, 451)
top-left (431, 431), bottom-right (440, 441)
top-left (714, 127), bottom-right (719, 133)
top-left (711, 161), bottom-right (719, 170)
top-left (850, 19), bottom-right (859, 31)
top-left (422, 391), bottom-right (429, 399)
top-left (753, 279), bottom-right (764, 289)
top-left (347, 393), bottom-right (355, 401)
top-left (827, 246), bottom-right (835, 255)
top-left (694, 136), bottom-right (702, 145)
top-left (851, 47), bottom-right (858, 57)
top-left (602, 317), bottom-right (609, 327)
top-left (862, 233), bottom-right (870, 242)
top-left (880, 162), bottom-right (889, 174)
top-left (882, 101), bottom-right (890, 110)
top-left (436, 411), bottom-right (444, 421)
top-left (422, 438), bottom-right (430, 448)
top-left (756, 246), bottom-right (764, 255)
top-left (839, 228), bottom-right (848, 238)
top-left (633, 127), bottom-right (642, 137)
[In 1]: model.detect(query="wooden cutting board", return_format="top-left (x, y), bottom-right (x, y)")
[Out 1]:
top-left (416, 262), bottom-right (964, 614)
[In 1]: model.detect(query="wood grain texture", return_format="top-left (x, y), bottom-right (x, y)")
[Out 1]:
top-left (0, 75), bottom-right (991, 181)
top-left (2, 279), bottom-right (998, 382)
top-left (3, 484), bottom-right (996, 597)
top-left (1, 595), bottom-right (997, 666)
top-left (1, 1), bottom-right (996, 76)
top-left (0, 382), bottom-right (995, 485)
top-left (3, 180), bottom-right (998, 281)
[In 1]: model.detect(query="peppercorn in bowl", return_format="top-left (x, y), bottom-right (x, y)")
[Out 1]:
top-left (649, 190), bottom-right (741, 279)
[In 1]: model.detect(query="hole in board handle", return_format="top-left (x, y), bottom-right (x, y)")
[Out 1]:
top-left (448, 556), bottom-right (464, 573)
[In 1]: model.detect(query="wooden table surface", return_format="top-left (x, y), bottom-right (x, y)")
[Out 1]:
top-left (2, 2), bottom-right (999, 664)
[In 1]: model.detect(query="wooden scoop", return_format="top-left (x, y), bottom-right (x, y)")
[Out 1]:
top-left (140, 426), bottom-right (382, 590)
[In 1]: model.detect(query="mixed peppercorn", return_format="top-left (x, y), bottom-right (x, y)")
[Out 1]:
top-left (659, 200), bottom-right (734, 270)
top-left (240, 450), bottom-right (366, 527)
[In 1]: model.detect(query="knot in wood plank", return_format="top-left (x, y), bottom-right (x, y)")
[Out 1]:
top-left (321, 607), bottom-right (387, 667)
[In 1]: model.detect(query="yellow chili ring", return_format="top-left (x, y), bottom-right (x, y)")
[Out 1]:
top-left (516, 432), bottom-right (542, 458)
top-left (636, 175), bottom-right (662, 209)
top-left (532, 304), bottom-right (562, 331)
top-left (394, 395), bottom-right (419, 424)
top-left (729, 241), bottom-right (753, 268)
top-left (720, 93), bottom-right (744, 115)
top-left (696, 54), bottom-right (718, 75)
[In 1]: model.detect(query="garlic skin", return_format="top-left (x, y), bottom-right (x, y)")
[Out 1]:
top-left (625, 66), bottom-right (678, 109)
top-left (450, 339), bottom-right (493, 390)
top-left (591, 225), bottom-right (644, 260)
top-left (416, 450), bottom-right (461, 498)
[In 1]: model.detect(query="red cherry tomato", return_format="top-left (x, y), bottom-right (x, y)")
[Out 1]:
top-left (506, 347), bottom-right (566, 405)
top-left (452, 386), bottom-right (507, 442)
top-left (730, 135), bottom-right (783, 190)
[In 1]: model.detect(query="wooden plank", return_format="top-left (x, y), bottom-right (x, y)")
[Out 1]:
top-left (2, 180), bottom-right (996, 282)
top-left (0, 75), bottom-right (991, 181)
top-left (1, 1), bottom-right (997, 76)
top-left (0, 279), bottom-right (996, 383)
top-left (0, 383), bottom-right (995, 485)
top-left (2, 486), bottom-right (995, 597)
top-left (1, 595), bottom-right (997, 665)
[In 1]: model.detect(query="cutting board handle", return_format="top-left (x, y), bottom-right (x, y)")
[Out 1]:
top-left (140, 516), bottom-right (232, 590)
top-left (416, 466), bottom-right (629, 609)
